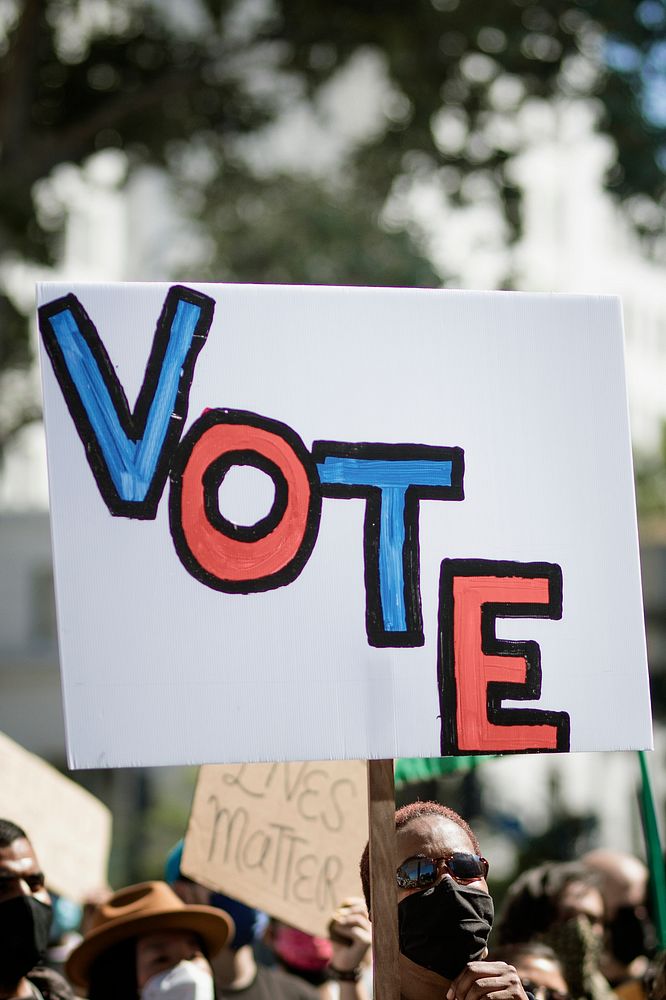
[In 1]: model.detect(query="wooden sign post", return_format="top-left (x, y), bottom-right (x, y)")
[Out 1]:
top-left (368, 758), bottom-right (399, 1000)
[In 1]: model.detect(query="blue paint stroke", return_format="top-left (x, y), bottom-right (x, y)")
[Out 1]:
top-left (317, 457), bottom-right (453, 632)
top-left (46, 299), bottom-right (203, 503)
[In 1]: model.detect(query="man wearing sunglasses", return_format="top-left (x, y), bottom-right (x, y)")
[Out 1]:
top-left (356, 801), bottom-right (532, 1000)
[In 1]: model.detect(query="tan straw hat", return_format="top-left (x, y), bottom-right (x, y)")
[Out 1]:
top-left (66, 880), bottom-right (234, 990)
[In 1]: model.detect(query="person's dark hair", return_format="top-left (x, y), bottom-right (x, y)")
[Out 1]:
top-left (87, 932), bottom-right (210, 1000)
top-left (495, 862), bottom-right (602, 945)
top-left (87, 939), bottom-right (138, 1000)
top-left (359, 800), bottom-right (481, 911)
top-left (0, 818), bottom-right (27, 847)
top-left (647, 948), bottom-right (666, 1000)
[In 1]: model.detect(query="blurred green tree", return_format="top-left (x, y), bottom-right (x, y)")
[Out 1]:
top-left (635, 422), bottom-right (666, 520)
top-left (1, 0), bottom-right (665, 455)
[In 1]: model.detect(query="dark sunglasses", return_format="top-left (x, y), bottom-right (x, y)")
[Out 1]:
top-left (396, 852), bottom-right (489, 889)
top-left (520, 981), bottom-right (570, 1000)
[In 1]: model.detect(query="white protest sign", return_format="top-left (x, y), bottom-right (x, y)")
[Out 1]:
top-left (0, 731), bottom-right (111, 901)
top-left (182, 760), bottom-right (367, 936)
top-left (37, 282), bottom-right (652, 768)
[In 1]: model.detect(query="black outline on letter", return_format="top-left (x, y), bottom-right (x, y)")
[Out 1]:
top-left (170, 408), bottom-right (322, 593)
top-left (312, 441), bottom-right (464, 648)
top-left (438, 558), bottom-right (570, 755)
top-left (202, 450), bottom-right (289, 544)
top-left (38, 285), bottom-right (215, 519)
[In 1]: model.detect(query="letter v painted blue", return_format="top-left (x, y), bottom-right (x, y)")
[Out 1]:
top-left (39, 285), bottom-right (215, 519)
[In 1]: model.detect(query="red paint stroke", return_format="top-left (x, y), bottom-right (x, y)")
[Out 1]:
top-left (179, 421), bottom-right (312, 582)
top-left (453, 575), bottom-right (559, 752)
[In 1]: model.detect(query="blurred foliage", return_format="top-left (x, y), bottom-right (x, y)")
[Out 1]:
top-left (277, 0), bottom-right (666, 232)
top-left (190, 164), bottom-right (439, 286)
top-left (635, 422), bottom-right (666, 520)
top-left (394, 755), bottom-right (488, 785)
top-left (632, 424), bottom-right (666, 721)
top-left (131, 768), bottom-right (199, 885)
top-left (1, 0), bottom-right (665, 456)
top-left (73, 764), bottom-right (198, 887)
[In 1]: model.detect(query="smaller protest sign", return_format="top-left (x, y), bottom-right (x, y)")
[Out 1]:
top-left (182, 760), bottom-right (368, 936)
top-left (0, 731), bottom-right (111, 902)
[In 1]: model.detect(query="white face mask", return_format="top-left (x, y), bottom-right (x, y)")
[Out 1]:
top-left (141, 960), bottom-right (215, 1000)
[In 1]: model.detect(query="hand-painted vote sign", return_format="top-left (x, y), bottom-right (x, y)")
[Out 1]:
top-left (182, 760), bottom-right (367, 937)
top-left (37, 283), bottom-right (652, 768)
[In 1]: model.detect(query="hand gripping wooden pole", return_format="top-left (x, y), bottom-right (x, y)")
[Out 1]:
top-left (367, 758), bottom-right (400, 1000)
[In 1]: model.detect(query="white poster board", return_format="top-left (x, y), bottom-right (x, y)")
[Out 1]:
top-left (0, 731), bottom-right (111, 900)
top-left (182, 761), bottom-right (367, 936)
top-left (37, 282), bottom-right (652, 768)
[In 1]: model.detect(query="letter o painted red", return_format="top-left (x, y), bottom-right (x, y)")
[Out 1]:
top-left (170, 409), bottom-right (321, 592)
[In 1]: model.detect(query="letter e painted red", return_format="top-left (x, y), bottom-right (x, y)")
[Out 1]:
top-left (438, 560), bottom-right (570, 755)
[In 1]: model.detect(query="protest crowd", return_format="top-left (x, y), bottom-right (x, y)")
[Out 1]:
top-left (0, 798), bottom-right (663, 1000)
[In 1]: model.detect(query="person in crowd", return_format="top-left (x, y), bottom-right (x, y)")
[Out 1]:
top-left (582, 849), bottom-right (655, 998)
top-left (165, 841), bottom-right (320, 999)
top-left (0, 817), bottom-right (74, 1000)
top-left (269, 919), bottom-right (371, 999)
top-left (495, 861), bottom-right (611, 1000)
top-left (44, 895), bottom-right (83, 975)
top-left (269, 922), bottom-right (334, 995)
top-left (65, 880), bottom-right (231, 1000)
top-left (646, 950), bottom-right (666, 1000)
top-left (326, 899), bottom-right (372, 1000)
top-left (490, 943), bottom-right (570, 1000)
top-left (356, 800), bottom-right (531, 1000)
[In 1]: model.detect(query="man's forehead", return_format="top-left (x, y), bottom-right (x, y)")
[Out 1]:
top-left (397, 814), bottom-right (474, 859)
top-left (0, 837), bottom-right (40, 873)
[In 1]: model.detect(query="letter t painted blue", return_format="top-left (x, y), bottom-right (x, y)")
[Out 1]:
top-left (313, 442), bottom-right (465, 647)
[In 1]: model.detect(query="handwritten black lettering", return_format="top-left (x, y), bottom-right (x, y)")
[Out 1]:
top-left (292, 853), bottom-right (318, 904)
top-left (201, 767), bottom-right (361, 914)
top-left (242, 829), bottom-right (271, 872)
top-left (323, 778), bottom-right (356, 833)
top-left (279, 762), bottom-right (310, 803)
top-left (268, 822), bottom-right (307, 897)
top-left (297, 768), bottom-right (327, 823)
top-left (222, 764), bottom-right (269, 799)
top-left (207, 799), bottom-right (249, 866)
top-left (316, 854), bottom-right (343, 911)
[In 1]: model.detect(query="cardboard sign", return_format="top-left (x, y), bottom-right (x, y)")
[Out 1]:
top-left (0, 731), bottom-right (111, 901)
top-left (182, 760), bottom-right (367, 936)
top-left (37, 282), bottom-right (652, 768)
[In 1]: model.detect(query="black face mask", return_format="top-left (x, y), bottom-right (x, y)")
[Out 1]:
top-left (398, 877), bottom-right (494, 980)
top-left (0, 896), bottom-right (52, 987)
top-left (609, 905), bottom-right (654, 965)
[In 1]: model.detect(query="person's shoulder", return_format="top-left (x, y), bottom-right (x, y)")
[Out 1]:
top-left (28, 965), bottom-right (76, 1000)
top-left (257, 965), bottom-right (321, 999)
